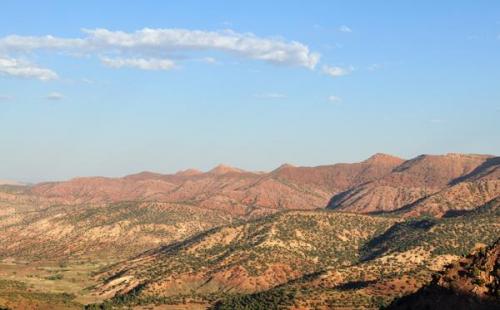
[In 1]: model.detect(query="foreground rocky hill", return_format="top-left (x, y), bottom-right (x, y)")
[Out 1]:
top-left (387, 238), bottom-right (500, 310)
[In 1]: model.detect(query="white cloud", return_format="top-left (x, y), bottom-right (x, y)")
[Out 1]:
top-left (88, 28), bottom-right (320, 69)
top-left (322, 65), bottom-right (353, 77)
top-left (0, 35), bottom-right (85, 51)
top-left (101, 57), bottom-right (176, 70)
top-left (338, 25), bottom-right (352, 33)
top-left (45, 92), bottom-right (64, 100)
top-left (0, 28), bottom-right (320, 70)
top-left (327, 95), bottom-right (342, 103)
top-left (0, 56), bottom-right (58, 80)
top-left (190, 57), bottom-right (218, 64)
top-left (254, 92), bottom-right (287, 99)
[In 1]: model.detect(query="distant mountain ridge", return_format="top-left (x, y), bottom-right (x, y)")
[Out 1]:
top-left (0, 179), bottom-right (25, 186)
top-left (21, 154), bottom-right (405, 215)
top-left (327, 153), bottom-right (499, 216)
top-left (3, 153), bottom-right (497, 219)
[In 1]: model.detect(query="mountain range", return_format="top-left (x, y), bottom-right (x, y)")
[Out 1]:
top-left (0, 152), bottom-right (498, 309)
top-left (8, 153), bottom-right (499, 216)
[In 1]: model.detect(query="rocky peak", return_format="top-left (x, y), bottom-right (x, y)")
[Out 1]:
top-left (175, 168), bottom-right (203, 176)
top-left (364, 153), bottom-right (405, 165)
top-left (208, 164), bottom-right (244, 175)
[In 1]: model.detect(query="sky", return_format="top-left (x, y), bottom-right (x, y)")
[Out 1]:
top-left (0, 1), bottom-right (499, 182)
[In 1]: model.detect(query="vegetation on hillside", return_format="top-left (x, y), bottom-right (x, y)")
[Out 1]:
top-left (386, 238), bottom-right (500, 309)
top-left (208, 205), bottom-right (499, 309)
top-left (0, 279), bottom-right (81, 310)
top-left (0, 200), bottom-right (232, 260)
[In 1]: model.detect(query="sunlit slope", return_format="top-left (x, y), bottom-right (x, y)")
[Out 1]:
top-left (93, 211), bottom-right (396, 306)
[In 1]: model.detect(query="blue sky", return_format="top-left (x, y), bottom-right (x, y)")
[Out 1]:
top-left (0, 1), bottom-right (499, 182)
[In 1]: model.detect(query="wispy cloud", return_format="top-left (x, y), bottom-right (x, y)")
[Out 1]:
top-left (327, 95), bottom-right (342, 103)
top-left (338, 25), bottom-right (352, 33)
top-left (254, 92), bottom-right (287, 99)
top-left (101, 57), bottom-right (176, 71)
top-left (193, 57), bottom-right (218, 64)
top-left (0, 95), bottom-right (13, 101)
top-left (322, 65), bottom-right (353, 77)
top-left (45, 92), bottom-right (64, 100)
top-left (0, 56), bottom-right (58, 80)
top-left (466, 34), bottom-right (480, 41)
top-left (429, 119), bottom-right (445, 124)
top-left (368, 63), bottom-right (383, 71)
top-left (0, 28), bottom-right (321, 78)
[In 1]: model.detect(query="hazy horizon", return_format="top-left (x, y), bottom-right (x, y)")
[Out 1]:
top-left (1, 1), bottom-right (499, 182)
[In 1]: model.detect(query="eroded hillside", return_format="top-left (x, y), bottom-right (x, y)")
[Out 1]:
top-left (90, 201), bottom-right (499, 309)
